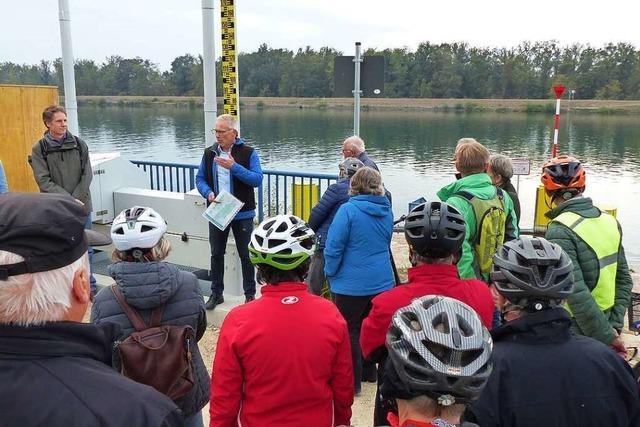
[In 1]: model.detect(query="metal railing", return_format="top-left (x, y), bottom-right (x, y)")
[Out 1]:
top-left (131, 160), bottom-right (339, 222)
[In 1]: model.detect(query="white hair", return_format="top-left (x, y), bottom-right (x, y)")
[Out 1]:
top-left (0, 251), bottom-right (88, 326)
top-left (343, 136), bottom-right (366, 155)
top-left (489, 154), bottom-right (514, 181)
top-left (216, 114), bottom-right (239, 132)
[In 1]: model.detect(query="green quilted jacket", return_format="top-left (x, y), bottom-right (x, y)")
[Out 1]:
top-left (437, 173), bottom-right (519, 280)
top-left (545, 196), bottom-right (633, 345)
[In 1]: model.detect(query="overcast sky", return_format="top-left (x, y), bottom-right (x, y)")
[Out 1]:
top-left (3, 0), bottom-right (640, 71)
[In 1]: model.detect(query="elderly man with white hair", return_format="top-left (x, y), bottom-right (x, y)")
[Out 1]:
top-left (0, 192), bottom-right (183, 427)
top-left (342, 135), bottom-right (379, 171)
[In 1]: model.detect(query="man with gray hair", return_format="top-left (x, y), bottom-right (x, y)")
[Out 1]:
top-left (0, 192), bottom-right (183, 427)
top-left (196, 113), bottom-right (263, 310)
top-left (342, 135), bottom-right (379, 171)
top-left (488, 154), bottom-right (521, 225)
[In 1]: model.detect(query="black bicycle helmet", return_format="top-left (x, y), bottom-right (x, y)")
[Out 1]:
top-left (339, 157), bottom-right (364, 178)
top-left (404, 202), bottom-right (466, 258)
top-left (491, 236), bottom-right (574, 310)
top-left (385, 295), bottom-right (493, 405)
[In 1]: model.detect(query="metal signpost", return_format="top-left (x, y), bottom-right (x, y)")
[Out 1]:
top-left (551, 84), bottom-right (566, 157)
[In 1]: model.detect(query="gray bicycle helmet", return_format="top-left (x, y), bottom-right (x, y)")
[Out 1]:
top-left (490, 236), bottom-right (574, 310)
top-left (339, 157), bottom-right (364, 178)
top-left (385, 295), bottom-right (492, 405)
top-left (404, 202), bottom-right (466, 258)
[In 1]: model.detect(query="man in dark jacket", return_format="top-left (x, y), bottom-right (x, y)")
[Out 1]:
top-left (542, 155), bottom-right (632, 355)
top-left (342, 135), bottom-right (379, 171)
top-left (0, 192), bottom-right (183, 427)
top-left (306, 157), bottom-right (363, 295)
top-left (488, 154), bottom-right (521, 225)
top-left (29, 105), bottom-right (97, 293)
top-left (467, 236), bottom-right (640, 427)
top-left (195, 114), bottom-right (263, 309)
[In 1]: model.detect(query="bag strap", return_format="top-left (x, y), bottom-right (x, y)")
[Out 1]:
top-left (149, 305), bottom-right (165, 328)
top-left (110, 285), bottom-right (149, 332)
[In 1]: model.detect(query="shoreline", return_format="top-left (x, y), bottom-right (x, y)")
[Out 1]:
top-left (71, 95), bottom-right (640, 114)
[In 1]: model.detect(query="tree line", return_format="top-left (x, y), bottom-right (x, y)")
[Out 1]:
top-left (1, 41), bottom-right (639, 99)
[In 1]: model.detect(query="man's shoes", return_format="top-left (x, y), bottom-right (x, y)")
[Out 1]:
top-left (205, 294), bottom-right (224, 310)
top-left (245, 295), bottom-right (255, 304)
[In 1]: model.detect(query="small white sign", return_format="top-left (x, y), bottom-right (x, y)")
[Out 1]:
top-left (512, 158), bottom-right (531, 176)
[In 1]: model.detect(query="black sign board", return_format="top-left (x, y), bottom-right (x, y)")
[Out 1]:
top-left (334, 55), bottom-right (385, 97)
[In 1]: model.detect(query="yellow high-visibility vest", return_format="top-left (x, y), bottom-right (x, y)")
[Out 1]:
top-left (553, 211), bottom-right (621, 312)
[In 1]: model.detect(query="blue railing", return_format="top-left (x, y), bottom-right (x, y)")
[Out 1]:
top-left (131, 160), bottom-right (339, 222)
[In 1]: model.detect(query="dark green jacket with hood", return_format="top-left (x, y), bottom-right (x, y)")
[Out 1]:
top-left (29, 132), bottom-right (93, 211)
top-left (545, 196), bottom-right (633, 345)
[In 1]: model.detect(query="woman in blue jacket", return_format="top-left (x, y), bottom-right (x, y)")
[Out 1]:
top-left (324, 166), bottom-right (394, 394)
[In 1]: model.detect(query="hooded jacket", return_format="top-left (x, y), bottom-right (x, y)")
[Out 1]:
top-left (210, 282), bottom-right (354, 427)
top-left (91, 261), bottom-right (209, 417)
top-left (545, 196), bottom-right (633, 345)
top-left (0, 321), bottom-right (182, 427)
top-left (29, 132), bottom-right (93, 211)
top-left (467, 308), bottom-right (640, 427)
top-left (324, 194), bottom-right (394, 296)
top-left (437, 173), bottom-right (519, 280)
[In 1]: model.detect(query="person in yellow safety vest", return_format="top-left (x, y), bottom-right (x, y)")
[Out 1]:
top-left (542, 155), bottom-right (633, 357)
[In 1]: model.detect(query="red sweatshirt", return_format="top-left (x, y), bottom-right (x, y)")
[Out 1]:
top-left (210, 282), bottom-right (354, 427)
top-left (360, 263), bottom-right (494, 359)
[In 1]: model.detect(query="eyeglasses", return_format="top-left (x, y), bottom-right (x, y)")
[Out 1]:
top-left (212, 128), bottom-right (233, 134)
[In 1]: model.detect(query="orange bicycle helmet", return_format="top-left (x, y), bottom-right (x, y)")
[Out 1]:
top-left (541, 155), bottom-right (586, 192)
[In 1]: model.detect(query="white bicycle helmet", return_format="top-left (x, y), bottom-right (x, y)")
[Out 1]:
top-left (111, 206), bottom-right (167, 251)
top-left (249, 214), bottom-right (316, 270)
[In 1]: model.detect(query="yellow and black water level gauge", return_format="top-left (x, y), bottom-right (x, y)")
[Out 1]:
top-left (220, 0), bottom-right (239, 124)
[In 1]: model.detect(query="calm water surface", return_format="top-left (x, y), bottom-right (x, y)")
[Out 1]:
top-left (78, 106), bottom-right (640, 264)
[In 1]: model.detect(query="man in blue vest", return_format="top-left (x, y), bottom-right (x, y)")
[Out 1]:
top-left (542, 155), bottom-right (632, 356)
top-left (196, 114), bottom-right (263, 309)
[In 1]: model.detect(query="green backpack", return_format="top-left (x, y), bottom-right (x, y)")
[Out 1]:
top-left (455, 188), bottom-right (507, 280)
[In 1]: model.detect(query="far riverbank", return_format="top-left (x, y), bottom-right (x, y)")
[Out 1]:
top-left (72, 95), bottom-right (640, 114)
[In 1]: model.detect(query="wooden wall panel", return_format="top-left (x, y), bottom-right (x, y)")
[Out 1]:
top-left (0, 84), bottom-right (59, 192)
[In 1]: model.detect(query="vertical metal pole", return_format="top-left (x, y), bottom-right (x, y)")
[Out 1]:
top-left (58, 0), bottom-right (79, 136)
top-left (353, 42), bottom-right (362, 137)
top-left (202, 0), bottom-right (217, 147)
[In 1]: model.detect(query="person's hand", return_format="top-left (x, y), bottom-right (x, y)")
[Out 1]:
top-left (207, 193), bottom-right (218, 203)
top-left (610, 335), bottom-right (628, 359)
top-left (215, 155), bottom-right (235, 170)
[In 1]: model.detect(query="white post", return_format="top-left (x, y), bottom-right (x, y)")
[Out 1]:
top-left (202, 0), bottom-right (217, 147)
top-left (353, 42), bottom-right (362, 137)
top-left (58, 0), bottom-right (79, 136)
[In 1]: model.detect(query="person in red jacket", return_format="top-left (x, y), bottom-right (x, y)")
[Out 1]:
top-left (209, 214), bottom-right (354, 427)
top-left (360, 201), bottom-right (495, 425)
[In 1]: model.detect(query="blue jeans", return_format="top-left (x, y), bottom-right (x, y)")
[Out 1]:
top-left (184, 411), bottom-right (204, 427)
top-left (209, 218), bottom-right (255, 298)
top-left (85, 213), bottom-right (97, 291)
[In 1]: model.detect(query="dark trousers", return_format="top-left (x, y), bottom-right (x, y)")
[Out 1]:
top-left (332, 293), bottom-right (377, 393)
top-left (306, 250), bottom-right (326, 295)
top-left (209, 218), bottom-right (255, 298)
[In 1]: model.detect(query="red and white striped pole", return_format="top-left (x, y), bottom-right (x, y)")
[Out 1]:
top-left (551, 84), bottom-right (566, 158)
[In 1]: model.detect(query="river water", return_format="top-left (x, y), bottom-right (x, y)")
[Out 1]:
top-left (78, 105), bottom-right (640, 264)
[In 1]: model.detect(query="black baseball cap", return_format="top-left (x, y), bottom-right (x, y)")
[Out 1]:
top-left (0, 192), bottom-right (112, 280)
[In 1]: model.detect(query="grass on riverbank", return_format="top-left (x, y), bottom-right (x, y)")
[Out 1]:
top-left (72, 95), bottom-right (640, 114)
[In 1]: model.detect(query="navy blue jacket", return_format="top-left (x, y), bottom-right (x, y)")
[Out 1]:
top-left (324, 194), bottom-right (394, 296)
top-left (308, 178), bottom-right (350, 249)
top-left (467, 308), bottom-right (640, 427)
top-left (91, 261), bottom-right (209, 418)
top-left (0, 321), bottom-right (182, 427)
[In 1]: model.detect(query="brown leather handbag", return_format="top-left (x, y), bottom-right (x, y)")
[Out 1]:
top-left (110, 285), bottom-right (195, 401)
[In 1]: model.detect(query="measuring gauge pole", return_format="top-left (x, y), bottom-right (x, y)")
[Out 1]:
top-left (220, 0), bottom-right (240, 129)
top-left (551, 85), bottom-right (565, 157)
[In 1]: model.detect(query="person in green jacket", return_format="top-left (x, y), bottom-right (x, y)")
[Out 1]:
top-left (437, 139), bottom-right (519, 281)
top-left (542, 155), bottom-right (632, 356)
